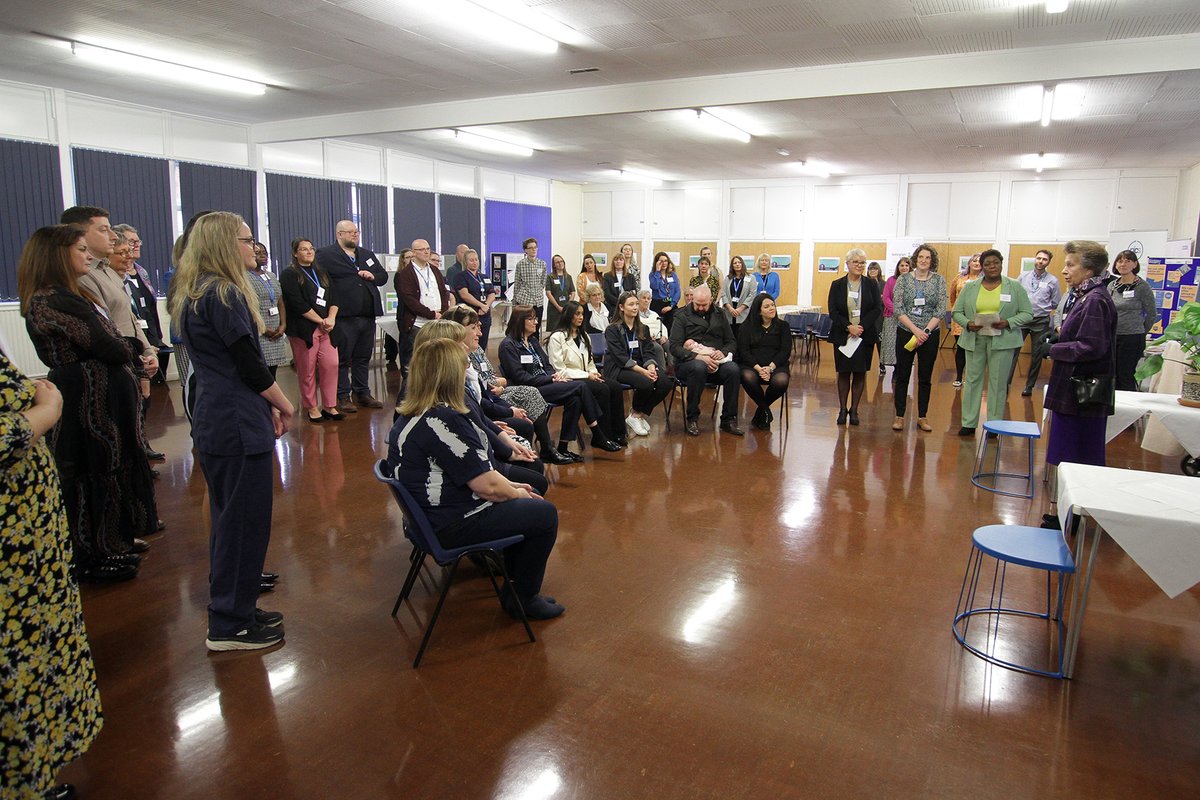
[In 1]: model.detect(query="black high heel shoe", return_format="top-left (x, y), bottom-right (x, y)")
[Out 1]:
top-left (836, 409), bottom-right (848, 425)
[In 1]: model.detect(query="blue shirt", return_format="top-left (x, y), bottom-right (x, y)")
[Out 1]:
top-left (181, 284), bottom-right (275, 455)
top-left (1018, 269), bottom-right (1062, 317)
top-left (649, 270), bottom-right (680, 305)
top-left (753, 271), bottom-right (780, 300)
top-left (385, 405), bottom-right (496, 532)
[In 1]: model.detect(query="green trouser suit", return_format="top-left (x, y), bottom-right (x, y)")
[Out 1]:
top-left (951, 275), bottom-right (1034, 429)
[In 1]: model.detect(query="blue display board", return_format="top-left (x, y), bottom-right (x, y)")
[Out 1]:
top-left (1146, 257), bottom-right (1200, 334)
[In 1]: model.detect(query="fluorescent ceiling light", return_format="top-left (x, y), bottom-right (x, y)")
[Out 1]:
top-left (794, 160), bottom-right (832, 178)
top-left (398, 1), bottom-right (559, 54)
top-left (1040, 87), bottom-right (1055, 127)
top-left (608, 168), bottom-right (664, 187)
top-left (70, 41), bottom-right (266, 96)
top-left (1046, 0), bottom-right (1068, 13)
top-left (472, 0), bottom-right (590, 47)
top-left (696, 109), bottom-right (751, 143)
top-left (1021, 152), bottom-right (1062, 172)
top-left (1051, 82), bottom-right (1085, 120)
top-left (451, 129), bottom-right (534, 157)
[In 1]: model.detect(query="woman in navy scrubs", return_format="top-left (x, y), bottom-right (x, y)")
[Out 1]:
top-left (170, 212), bottom-right (295, 652)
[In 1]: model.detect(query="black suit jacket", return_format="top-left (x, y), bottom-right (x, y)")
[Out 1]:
top-left (315, 244), bottom-right (386, 318)
top-left (827, 275), bottom-right (882, 347)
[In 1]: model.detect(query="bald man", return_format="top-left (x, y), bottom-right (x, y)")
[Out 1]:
top-left (446, 243), bottom-right (468, 284)
top-left (396, 238), bottom-right (452, 375)
top-left (669, 285), bottom-right (744, 436)
top-left (315, 220), bottom-right (387, 410)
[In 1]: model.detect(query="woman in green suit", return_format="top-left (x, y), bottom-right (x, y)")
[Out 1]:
top-left (952, 249), bottom-right (1033, 436)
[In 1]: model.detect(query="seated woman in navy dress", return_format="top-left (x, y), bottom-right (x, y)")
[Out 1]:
top-left (386, 338), bottom-right (563, 620)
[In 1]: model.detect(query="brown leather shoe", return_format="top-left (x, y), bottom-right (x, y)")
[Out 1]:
top-left (354, 392), bottom-right (384, 408)
top-left (337, 396), bottom-right (359, 413)
top-left (892, 416), bottom-right (904, 431)
top-left (917, 417), bottom-right (932, 432)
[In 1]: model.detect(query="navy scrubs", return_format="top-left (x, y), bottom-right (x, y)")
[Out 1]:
top-left (182, 285), bottom-right (277, 636)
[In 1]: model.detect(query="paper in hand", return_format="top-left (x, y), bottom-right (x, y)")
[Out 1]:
top-left (973, 313), bottom-right (1002, 336)
top-left (838, 336), bottom-right (862, 358)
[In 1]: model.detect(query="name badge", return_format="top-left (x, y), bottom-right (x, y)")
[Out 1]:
top-left (850, 309), bottom-right (860, 318)
top-left (848, 291), bottom-right (859, 299)
top-left (999, 293), bottom-right (1012, 302)
top-left (267, 307), bottom-right (279, 317)
top-left (138, 319), bottom-right (149, 329)
top-left (629, 340), bottom-right (639, 350)
top-left (667, 276), bottom-right (675, 283)
top-left (520, 355), bottom-right (534, 364)
top-left (914, 298), bottom-right (926, 307)
top-left (1123, 290), bottom-right (1135, 298)
top-left (366, 257), bottom-right (377, 267)
top-left (316, 287), bottom-right (326, 301)
top-left (315, 298), bottom-right (327, 308)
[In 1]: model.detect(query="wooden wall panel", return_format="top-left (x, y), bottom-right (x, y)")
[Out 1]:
top-left (729, 241), bottom-right (801, 305)
top-left (811, 242), bottom-right (887, 312)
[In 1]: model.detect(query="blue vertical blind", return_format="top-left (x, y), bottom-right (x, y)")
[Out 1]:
top-left (438, 193), bottom-right (482, 258)
top-left (356, 183), bottom-right (389, 254)
top-left (485, 200), bottom-right (551, 258)
top-left (393, 188), bottom-right (437, 253)
top-left (0, 139), bottom-right (63, 301)
top-left (265, 173), bottom-right (352, 270)
top-left (179, 161), bottom-right (258, 237)
top-left (72, 147), bottom-right (173, 289)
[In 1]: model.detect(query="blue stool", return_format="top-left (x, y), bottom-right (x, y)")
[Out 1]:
top-left (952, 524), bottom-right (1076, 678)
top-left (971, 420), bottom-right (1041, 498)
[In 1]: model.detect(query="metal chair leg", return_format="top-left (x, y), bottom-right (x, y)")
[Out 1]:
top-left (412, 556), bottom-right (463, 668)
top-left (393, 549), bottom-right (427, 616)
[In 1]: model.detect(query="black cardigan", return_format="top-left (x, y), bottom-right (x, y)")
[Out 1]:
top-left (827, 275), bottom-right (882, 347)
top-left (736, 319), bottom-right (792, 370)
top-left (280, 266), bottom-right (337, 348)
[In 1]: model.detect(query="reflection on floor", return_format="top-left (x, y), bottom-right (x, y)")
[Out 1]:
top-left (62, 347), bottom-right (1200, 799)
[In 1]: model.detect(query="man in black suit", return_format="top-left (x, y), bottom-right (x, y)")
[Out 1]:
top-left (315, 220), bottom-right (387, 411)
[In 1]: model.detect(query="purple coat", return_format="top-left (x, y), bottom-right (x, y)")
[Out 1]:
top-left (1044, 276), bottom-right (1117, 418)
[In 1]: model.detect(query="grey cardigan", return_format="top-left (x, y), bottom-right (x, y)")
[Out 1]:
top-left (1108, 276), bottom-right (1158, 335)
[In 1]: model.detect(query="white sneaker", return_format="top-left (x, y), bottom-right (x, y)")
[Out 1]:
top-left (626, 414), bottom-right (643, 436)
top-left (953, 380), bottom-right (963, 388)
top-left (635, 415), bottom-right (650, 436)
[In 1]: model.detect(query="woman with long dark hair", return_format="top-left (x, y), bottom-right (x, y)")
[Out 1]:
top-left (603, 291), bottom-right (672, 437)
top-left (281, 237), bottom-right (342, 423)
top-left (880, 256), bottom-right (910, 373)
top-left (737, 293), bottom-right (793, 430)
top-left (891, 244), bottom-right (947, 432)
top-left (547, 300), bottom-right (627, 446)
top-left (648, 251), bottom-right (680, 331)
top-left (20, 224), bottom-right (157, 582)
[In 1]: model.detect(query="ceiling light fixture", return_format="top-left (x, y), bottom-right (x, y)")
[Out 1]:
top-left (1040, 87), bottom-right (1055, 127)
top-left (69, 41), bottom-right (267, 95)
top-left (1045, 0), bottom-right (1068, 13)
top-left (471, 0), bottom-right (590, 47)
top-left (452, 129), bottom-right (534, 157)
top-left (1051, 82), bottom-right (1085, 121)
top-left (1021, 152), bottom-right (1061, 172)
top-left (609, 168), bottom-right (664, 187)
top-left (776, 148), bottom-right (791, 157)
top-left (696, 109), bottom-right (752, 143)
top-left (795, 160), bottom-right (831, 178)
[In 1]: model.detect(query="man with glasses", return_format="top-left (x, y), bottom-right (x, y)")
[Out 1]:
top-left (512, 237), bottom-right (547, 327)
top-left (315, 220), bottom-right (387, 411)
top-left (113, 223), bottom-right (169, 384)
top-left (396, 238), bottom-right (452, 376)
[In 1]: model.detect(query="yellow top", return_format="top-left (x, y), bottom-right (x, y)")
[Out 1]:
top-left (976, 284), bottom-right (1002, 315)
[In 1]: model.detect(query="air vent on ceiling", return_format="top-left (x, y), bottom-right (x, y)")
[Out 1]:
top-left (569, 67), bottom-right (600, 74)
top-left (955, 144), bottom-right (984, 149)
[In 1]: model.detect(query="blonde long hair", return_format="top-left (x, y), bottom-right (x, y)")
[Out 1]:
top-left (168, 212), bottom-right (263, 333)
top-left (399, 336), bottom-right (469, 416)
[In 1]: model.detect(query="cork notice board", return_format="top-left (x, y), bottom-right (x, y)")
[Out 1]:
top-left (811, 242), bottom-right (887, 312)
top-left (728, 242), bottom-right (801, 305)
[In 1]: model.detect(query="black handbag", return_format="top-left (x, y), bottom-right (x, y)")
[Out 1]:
top-left (1070, 374), bottom-right (1115, 411)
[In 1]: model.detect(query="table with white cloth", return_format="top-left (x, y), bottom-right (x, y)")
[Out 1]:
top-left (1055, 462), bottom-right (1200, 677)
top-left (1105, 390), bottom-right (1200, 458)
top-left (376, 315), bottom-right (399, 343)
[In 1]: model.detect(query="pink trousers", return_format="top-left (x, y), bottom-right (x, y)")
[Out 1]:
top-left (289, 329), bottom-right (338, 411)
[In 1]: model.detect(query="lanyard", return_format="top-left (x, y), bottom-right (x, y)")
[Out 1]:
top-left (416, 266), bottom-right (434, 294)
top-left (731, 277), bottom-right (743, 296)
top-left (466, 270), bottom-right (482, 296)
top-left (255, 271), bottom-right (275, 304)
top-left (301, 266), bottom-right (320, 287)
top-left (521, 339), bottom-right (544, 371)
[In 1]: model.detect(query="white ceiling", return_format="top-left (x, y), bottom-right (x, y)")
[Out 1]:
top-left (3, 0), bottom-right (1200, 180)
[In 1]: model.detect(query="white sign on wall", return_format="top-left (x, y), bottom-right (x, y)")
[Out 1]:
top-left (1109, 230), bottom-right (1169, 261)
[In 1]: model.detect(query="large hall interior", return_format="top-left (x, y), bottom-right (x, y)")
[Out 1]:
top-left (1, 2), bottom-right (1199, 798)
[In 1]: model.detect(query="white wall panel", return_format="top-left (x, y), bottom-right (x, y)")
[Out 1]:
top-left (481, 169), bottom-right (515, 200)
top-left (169, 117), bottom-right (249, 166)
top-left (683, 188), bottom-right (720, 239)
top-left (730, 187), bottom-right (765, 239)
top-left (1056, 179), bottom-right (1112, 239)
top-left (812, 183), bottom-right (897, 240)
top-left (764, 186), bottom-right (804, 239)
top-left (325, 141), bottom-right (381, 183)
top-left (515, 175), bottom-right (549, 206)
top-left (261, 140), bottom-right (324, 175)
top-left (67, 96), bottom-right (165, 155)
top-left (435, 161), bottom-right (475, 195)
top-left (551, 181), bottom-right (582, 263)
top-left (651, 189), bottom-right (684, 237)
top-left (949, 181), bottom-right (1000, 240)
top-left (611, 190), bottom-right (644, 238)
top-left (0, 83), bottom-right (53, 141)
top-left (388, 150), bottom-right (434, 189)
top-left (1008, 181), bottom-right (1058, 241)
top-left (906, 182), bottom-right (950, 238)
top-left (582, 191), bottom-right (611, 237)
top-left (1114, 176), bottom-right (1178, 232)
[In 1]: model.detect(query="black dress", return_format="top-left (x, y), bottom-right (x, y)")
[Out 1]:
top-left (827, 276), bottom-right (882, 374)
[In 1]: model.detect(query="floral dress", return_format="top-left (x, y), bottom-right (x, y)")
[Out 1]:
top-left (0, 351), bottom-right (103, 797)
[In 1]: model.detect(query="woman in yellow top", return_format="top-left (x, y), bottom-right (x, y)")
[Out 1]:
top-left (947, 253), bottom-right (982, 388)
top-left (951, 249), bottom-right (1033, 436)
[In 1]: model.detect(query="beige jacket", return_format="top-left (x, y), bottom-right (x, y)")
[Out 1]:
top-left (78, 260), bottom-right (155, 353)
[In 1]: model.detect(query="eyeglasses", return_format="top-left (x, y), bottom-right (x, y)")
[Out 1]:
top-left (237, 237), bottom-right (256, 245)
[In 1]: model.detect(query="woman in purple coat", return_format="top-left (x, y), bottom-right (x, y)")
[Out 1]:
top-left (1043, 240), bottom-right (1117, 468)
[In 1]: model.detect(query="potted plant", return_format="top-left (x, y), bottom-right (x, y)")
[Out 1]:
top-left (1135, 300), bottom-right (1200, 405)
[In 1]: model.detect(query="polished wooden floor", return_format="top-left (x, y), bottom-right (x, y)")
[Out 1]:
top-left (60, 344), bottom-right (1199, 799)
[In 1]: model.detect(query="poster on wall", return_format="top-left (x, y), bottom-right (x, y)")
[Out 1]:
top-left (958, 256), bottom-right (972, 275)
top-left (1145, 257), bottom-right (1199, 334)
top-left (688, 255), bottom-right (701, 269)
top-left (817, 257), bottom-right (840, 273)
top-left (1110, 229), bottom-right (1169, 262)
top-left (594, 252), bottom-right (607, 268)
top-left (771, 255), bottom-right (792, 270)
top-left (384, 291), bottom-right (398, 314)
top-left (666, 252), bottom-right (681, 268)
top-left (887, 238), bottom-right (924, 270)
top-left (1021, 257), bottom-right (1037, 273)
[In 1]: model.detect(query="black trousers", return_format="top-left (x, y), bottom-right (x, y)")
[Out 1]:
top-left (614, 368), bottom-right (672, 415)
top-left (336, 315), bottom-right (375, 397)
top-left (384, 334), bottom-right (398, 364)
top-left (197, 450), bottom-right (274, 636)
top-left (533, 381), bottom-right (585, 440)
top-left (437, 498), bottom-right (558, 598)
top-left (575, 377), bottom-right (624, 439)
top-left (1114, 333), bottom-right (1146, 391)
top-left (676, 359), bottom-right (740, 423)
top-left (498, 461), bottom-right (549, 497)
top-left (651, 299), bottom-right (676, 331)
top-left (894, 328), bottom-right (939, 417)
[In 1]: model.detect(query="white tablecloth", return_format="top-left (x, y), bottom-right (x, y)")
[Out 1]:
top-left (376, 316), bottom-right (399, 341)
top-left (1106, 390), bottom-right (1200, 458)
top-left (1057, 462), bottom-right (1200, 598)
